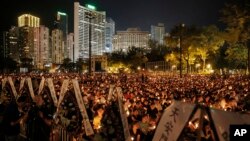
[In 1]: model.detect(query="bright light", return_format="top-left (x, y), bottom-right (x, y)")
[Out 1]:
top-left (195, 63), bottom-right (201, 68)
top-left (86, 4), bottom-right (96, 10)
top-left (206, 64), bottom-right (211, 69)
top-left (58, 11), bottom-right (67, 16)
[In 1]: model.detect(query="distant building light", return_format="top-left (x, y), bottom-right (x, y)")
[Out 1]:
top-left (86, 4), bottom-right (96, 10)
top-left (58, 11), bottom-right (67, 16)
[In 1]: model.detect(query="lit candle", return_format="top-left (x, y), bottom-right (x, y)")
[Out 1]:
top-left (126, 110), bottom-right (130, 116)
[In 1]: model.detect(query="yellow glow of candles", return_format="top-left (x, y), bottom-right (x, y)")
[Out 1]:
top-left (131, 137), bottom-right (134, 141)
top-left (98, 125), bottom-right (101, 129)
top-left (195, 123), bottom-right (199, 129)
top-left (204, 115), bottom-right (208, 120)
top-left (189, 121), bottom-right (192, 125)
top-left (126, 110), bottom-right (130, 116)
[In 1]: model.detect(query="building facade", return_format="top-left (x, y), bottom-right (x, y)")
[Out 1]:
top-left (51, 29), bottom-right (64, 64)
top-left (151, 23), bottom-right (165, 45)
top-left (113, 28), bottom-right (149, 52)
top-left (105, 17), bottom-right (115, 53)
top-left (56, 11), bottom-right (69, 59)
top-left (35, 26), bottom-right (50, 69)
top-left (74, 2), bottom-right (106, 62)
top-left (18, 14), bottom-right (40, 27)
top-left (67, 33), bottom-right (74, 62)
top-left (6, 27), bottom-right (19, 62)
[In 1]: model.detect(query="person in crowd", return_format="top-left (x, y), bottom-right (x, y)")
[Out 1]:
top-left (2, 96), bottom-right (28, 141)
top-left (26, 95), bottom-right (54, 141)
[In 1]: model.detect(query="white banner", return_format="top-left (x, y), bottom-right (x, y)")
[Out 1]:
top-left (38, 77), bottom-right (45, 95)
top-left (210, 108), bottom-right (250, 141)
top-left (1, 78), bottom-right (7, 90)
top-left (57, 79), bottom-right (69, 108)
top-left (107, 84), bottom-right (115, 102)
top-left (116, 87), bottom-right (131, 141)
top-left (7, 77), bottom-right (18, 99)
top-left (47, 78), bottom-right (58, 106)
top-left (72, 79), bottom-right (94, 136)
top-left (19, 77), bottom-right (26, 92)
top-left (153, 101), bottom-right (195, 141)
top-left (27, 77), bottom-right (35, 101)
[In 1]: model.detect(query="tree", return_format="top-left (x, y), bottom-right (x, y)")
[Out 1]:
top-left (126, 46), bottom-right (148, 71)
top-left (61, 58), bottom-right (73, 72)
top-left (169, 24), bottom-right (201, 74)
top-left (20, 57), bottom-right (33, 72)
top-left (220, 0), bottom-right (250, 73)
top-left (76, 58), bottom-right (85, 73)
top-left (225, 43), bottom-right (248, 69)
top-left (195, 25), bottom-right (224, 71)
top-left (147, 39), bottom-right (171, 62)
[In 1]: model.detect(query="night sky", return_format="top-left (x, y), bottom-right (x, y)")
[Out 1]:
top-left (0, 0), bottom-right (227, 33)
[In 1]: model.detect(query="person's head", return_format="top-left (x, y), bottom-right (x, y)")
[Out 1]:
top-left (34, 95), bottom-right (44, 106)
top-left (17, 95), bottom-right (26, 107)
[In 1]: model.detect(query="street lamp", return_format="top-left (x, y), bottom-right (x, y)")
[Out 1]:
top-left (85, 4), bottom-right (96, 75)
top-left (179, 23), bottom-right (185, 78)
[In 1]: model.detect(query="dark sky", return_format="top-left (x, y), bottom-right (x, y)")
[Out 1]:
top-left (0, 0), bottom-right (227, 33)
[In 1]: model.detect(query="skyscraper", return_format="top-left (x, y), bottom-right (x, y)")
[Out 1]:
top-left (56, 11), bottom-right (69, 58)
top-left (74, 2), bottom-right (106, 62)
top-left (105, 17), bottom-right (115, 53)
top-left (51, 29), bottom-right (64, 64)
top-left (18, 14), bottom-right (40, 27)
top-left (36, 26), bottom-right (50, 69)
top-left (151, 23), bottom-right (165, 45)
top-left (113, 28), bottom-right (149, 52)
top-left (67, 33), bottom-right (74, 62)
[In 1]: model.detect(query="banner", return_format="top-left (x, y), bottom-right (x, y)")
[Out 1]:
top-left (116, 87), bottom-right (131, 141)
top-left (7, 77), bottom-right (18, 99)
top-left (27, 77), bottom-right (35, 101)
top-left (107, 84), bottom-right (115, 102)
top-left (57, 79), bottom-right (69, 108)
top-left (47, 78), bottom-right (58, 106)
top-left (153, 101), bottom-right (195, 141)
top-left (72, 79), bottom-right (94, 136)
top-left (38, 77), bottom-right (45, 95)
top-left (210, 108), bottom-right (250, 141)
top-left (19, 77), bottom-right (26, 92)
top-left (1, 77), bottom-right (7, 89)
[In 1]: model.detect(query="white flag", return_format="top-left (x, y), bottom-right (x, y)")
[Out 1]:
top-left (27, 77), bottom-right (35, 101)
top-left (8, 77), bottom-right (18, 99)
top-left (47, 78), bottom-right (58, 106)
top-left (153, 101), bottom-right (195, 141)
top-left (210, 108), bottom-right (250, 141)
top-left (38, 77), bottom-right (45, 95)
top-left (19, 77), bottom-right (26, 92)
top-left (72, 79), bottom-right (94, 136)
top-left (116, 87), bottom-right (131, 141)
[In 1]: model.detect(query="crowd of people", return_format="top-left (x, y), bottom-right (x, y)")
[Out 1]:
top-left (0, 72), bottom-right (249, 141)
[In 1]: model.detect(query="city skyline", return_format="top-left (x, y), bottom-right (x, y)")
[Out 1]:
top-left (0, 0), bottom-right (227, 32)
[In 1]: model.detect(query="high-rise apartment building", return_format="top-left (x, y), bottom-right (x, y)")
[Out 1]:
top-left (35, 26), bottom-right (50, 69)
top-left (56, 11), bottom-right (69, 58)
top-left (51, 29), bottom-right (64, 64)
top-left (74, 2), bottom-right (106, 62)
top-left (151, 23), bottom-right (165, 45)
top-left (105, 17), bottom-right (115, 53)
top-left (67, 33), bottom-right (74, 62)
top-left (18, 14), bottom-right (40, 27)
top-left (113, 28), bottom-right (149, 52)
top-left (6, 27), bottom-right (19, 62)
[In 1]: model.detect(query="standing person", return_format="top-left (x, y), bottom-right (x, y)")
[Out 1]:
top-left (26, 95), bottom-right (54, 141)
top-left (2, 96), bottom-right (28, 141)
